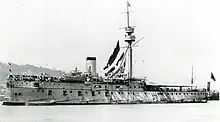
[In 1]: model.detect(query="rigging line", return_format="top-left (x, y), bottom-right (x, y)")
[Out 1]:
top-left (131, 37), bottom-right (144, 47)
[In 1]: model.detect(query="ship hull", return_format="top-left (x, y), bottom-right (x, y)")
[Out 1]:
top-left (3, 79), bottom-right (208, 106)
top-left (2, 100), bottom-right (207, 106)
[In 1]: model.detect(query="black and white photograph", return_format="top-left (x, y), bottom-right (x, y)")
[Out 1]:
top-left (0, 0), bottom-right (219, 122)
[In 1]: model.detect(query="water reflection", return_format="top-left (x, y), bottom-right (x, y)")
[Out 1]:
top-left (0, 101), bottom-right (219, 122)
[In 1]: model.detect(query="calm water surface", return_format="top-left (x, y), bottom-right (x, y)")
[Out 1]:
top-left (0, 101), bottom-right (219, 122)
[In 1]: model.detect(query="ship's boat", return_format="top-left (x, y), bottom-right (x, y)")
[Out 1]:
top-left (2, 2), bottom-right (208, 106)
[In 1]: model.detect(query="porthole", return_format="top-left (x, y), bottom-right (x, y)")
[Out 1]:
top-left (70, 91), bottom-right (72, 93)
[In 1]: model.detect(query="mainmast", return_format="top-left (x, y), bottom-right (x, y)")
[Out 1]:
top-left (125, 1), bottom-right (135, 79)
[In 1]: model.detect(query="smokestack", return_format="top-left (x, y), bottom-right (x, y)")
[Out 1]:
top-left (86, 57), bottom-right (97, 76)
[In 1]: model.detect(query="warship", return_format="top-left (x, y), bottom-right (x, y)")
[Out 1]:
top-left (2, 2), bottom-right (207, 105)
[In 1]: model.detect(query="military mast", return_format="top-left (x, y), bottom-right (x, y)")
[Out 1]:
top-left (125, 1), bottom-right (135, 80)
top-left (125, 1), bottom-right (135, 103)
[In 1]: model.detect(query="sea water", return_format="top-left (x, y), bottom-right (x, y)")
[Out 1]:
top-left (0, 101), bottom-right (219, 122)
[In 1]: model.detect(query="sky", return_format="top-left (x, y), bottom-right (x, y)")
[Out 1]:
top-left (0, 0), bottom-right (219, 90)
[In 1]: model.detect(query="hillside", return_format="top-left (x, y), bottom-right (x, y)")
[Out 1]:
top-left (0, 62), bottom-right (63, 83)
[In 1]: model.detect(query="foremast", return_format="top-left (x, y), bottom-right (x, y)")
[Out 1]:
top-left (125, 1), bottom-right (135, 79)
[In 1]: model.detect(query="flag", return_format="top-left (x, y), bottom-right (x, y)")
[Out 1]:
top-left (211, 72), bottom-right (216, 81)
top-left (116, 52), bottom-right (124, 66)
top-left (103, 65), bottom-right (108, 70)
top-left (104, 41), bottom-right (120, 69)
top-left (127, 1), bottom-right (131, 7)
top-left (121, 58), bottom-right (126, 73)
top-left (106, 66), bottom-right (115, 75)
